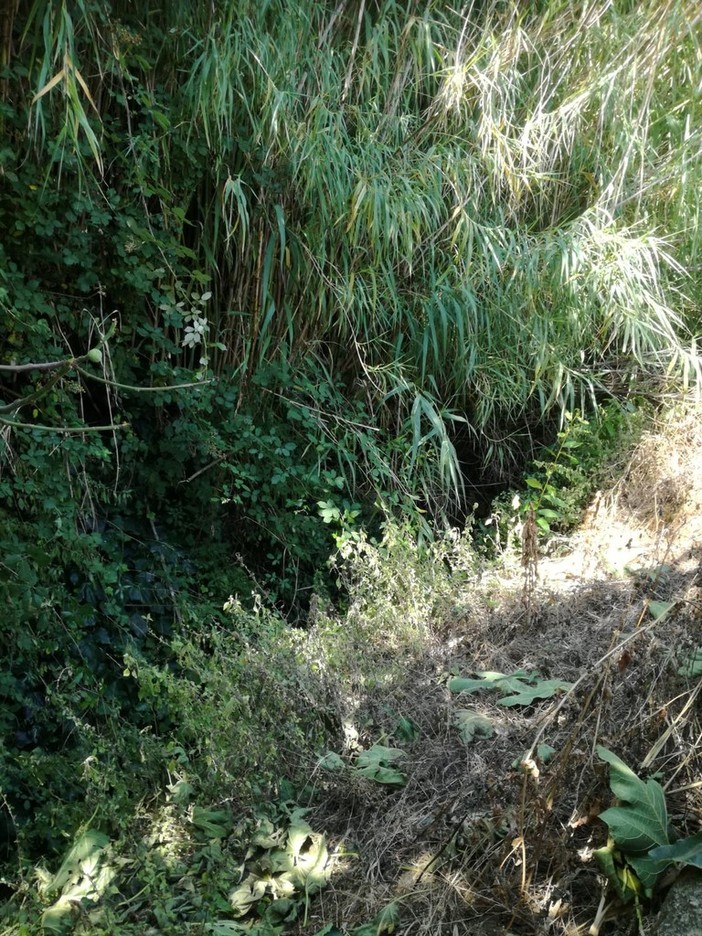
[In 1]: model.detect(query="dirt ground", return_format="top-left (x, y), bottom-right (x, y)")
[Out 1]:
top-left (300, 401), bottom-right (702, 936)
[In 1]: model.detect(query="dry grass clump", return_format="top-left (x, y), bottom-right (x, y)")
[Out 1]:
top-left (619, 403), bottom-right (702, 531)
top-left (296, 402), bottom-right (702, 935)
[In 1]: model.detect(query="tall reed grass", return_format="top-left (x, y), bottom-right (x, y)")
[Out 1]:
top-left (19, 0), bottom-right (702, 503)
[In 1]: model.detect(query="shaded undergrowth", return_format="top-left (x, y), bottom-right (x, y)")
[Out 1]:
top-left (3, 404), bottom-right (702, 935)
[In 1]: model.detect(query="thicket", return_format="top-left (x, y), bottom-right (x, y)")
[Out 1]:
top-left (1, 0), bottom-right (701, 930)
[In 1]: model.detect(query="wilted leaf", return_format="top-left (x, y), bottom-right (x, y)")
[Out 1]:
top-left (449, 671), bottom-right (571, 706)
top-left (678, 647), bottom-right (702, 678)
top-left (191, 807), bottom-right (232, 840)
top-left (453, 709), bottom-right (493, 744)
top-left (351, 901), bottom-right (400, 934)
top-left (47, 829), bottom-right (110, 895)
top-left (594, 841), bottom-right (635, 903)
top-left (355, 765), bottom-right (407, 785)
top-left (354, 744), bottom-right (407, 784)
top-left (318, 751), bottom-right (346, 771)
top-left (648, 600), bottom-right (675, 620)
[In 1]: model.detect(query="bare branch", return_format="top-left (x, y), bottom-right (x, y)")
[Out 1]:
top-left (0, 416), bottom-right (129, 432)
top-left (0, 358), bottom-right (77, 374)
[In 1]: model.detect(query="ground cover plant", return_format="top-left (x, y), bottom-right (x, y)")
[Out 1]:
top-left (1, 0), bottom-right (702, 932)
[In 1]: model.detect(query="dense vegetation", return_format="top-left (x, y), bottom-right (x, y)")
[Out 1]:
top-left (1, 0), bottom-right (701, 932)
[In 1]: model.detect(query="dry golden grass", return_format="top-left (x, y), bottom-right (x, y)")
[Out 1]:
top-left (297, 400), bottom-right (702, 935)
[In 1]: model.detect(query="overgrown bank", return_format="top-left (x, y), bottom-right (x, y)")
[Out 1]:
top-left (3, 402), bottom-right (702, 934)
top-left (2, 0), bottom-right (702, 932)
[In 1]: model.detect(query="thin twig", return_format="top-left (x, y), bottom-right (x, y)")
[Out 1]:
top-left (0, 417), bottom-right (129, 432)
top-left (76, 365), bottom-right (212, 392)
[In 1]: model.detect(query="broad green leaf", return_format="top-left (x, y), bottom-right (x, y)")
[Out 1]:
top-left (263, 848), bottom-right (294, 874)
top-left (449, 670), bottom-right (534, 694)
top-left (192, 807), bottom-right (231, 840)
top-left (287, 818), bottom-right (314, 858)
top-left (356, 744), bottom-right (405, 769)
top-left (396, 716), bottom-right (418, 742)
top-left (168, 778), bottom-right (195, 804)
top-left (205, 924), bottom-right (249, 935)
top-left (265, 897), bottom-right (297, 923)
top-left (453, 709), bottom-right (493, 744)
top-left (355, 765), bottom-right (407, 786)
top-left (40, 904), bottom-right (76, 934)
top-left (597, 747), bottom-right (669, 853)
top-left (351, 902), bottom-right (400, 935)
top-left (251, 818), bottom-right (282, 850)
top-left (626, 852), bottom-right (672, 895)
top-left (597, 803), bottom-right (669, 855)
top-left (449, 671), bottom-right (571, 706)
top-left (47, 829), bottom-right (109, 895)
top-left (649, 830), bottom-right (702, 867)
top-left (499, 678), bottom-right (572, 706)
top-left (229, 875), bottom-right (268, 915)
